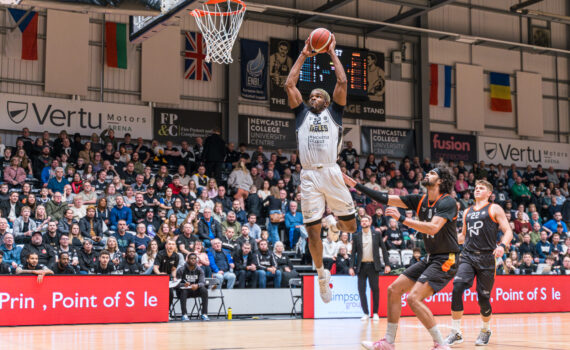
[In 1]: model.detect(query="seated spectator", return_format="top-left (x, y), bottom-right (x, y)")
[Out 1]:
top-left (198, 208), bottom-right (222, 247)
top-left (535, 231), bottom-right (552, 263)
top-left (4, 157), bottom-right (26, 188)
top-left (21, 231), bottom-right (55, 267)
top-left (106, 236), bottom-right (123, 266)
top-left (335, 245), bottom-right (351, 275)
top-left (214, 186), bottom-right (233, 213)
top-left (274, 241), bottom-right (299, 286)
top-left (196, 188), bottom-right (214, 214)
top-left (69, 223), bottom-right (85, 249)
top-left (220, 227), bottom-right (238, 252)
top-left (561, 236), bottom-right (570, 255)
top-left (154, 222), bottom-right (174, 251)
top-left (529, 222), bottom-right (542, 245)
top-left (79, 206), bottom-right (106, 247)
top-left (243, 213), bottom-right (261, 243)
top-left (57, 209), bottom-right (78, 236)
top-left (235, 225), bottom-right (257, 253)
top-left (16, 252), bottom-right (53, 282)
top-left (0, 191), bottom-right (23, 225)
top-left (78, 181), bottom-right (97, 206)
top-left (56, 234), bottom-right (79, 265)
top-left (519, 252), bottom-right (537, 275)
top-left (69, 196), bottom-right (86, 221)
top-left (384, 219), bottom-right (405, 250)
top-left (561, 255), bottom-right (570, 275)
top-left (191, 165), bottom-right (209, 190)
top-left (230, 200), bottom-right (247, 225)
top-left (142, 209), bottom-right (160, 236)
top-left (322, 232), bottom-right (338, 270)
top-left (551, 232), bottom-right (564, 252)
top-left (0, 233), bottom-right (22, 268)
top-left (246, 186), bottom-right (263, 224)
top-left (517, 233), bottom-right (535, 258)
top-left (44, 220), bottom-right (61, 249)
top-left (153, 238), bottom-right (179, 278)
top-left (514, 211), bottom-right (532, 235)
top-left (176, 253), bottom-right (209, 321)
top-left (13, 206), bottom-right (37, 244)
top-left (193, 240), bottom-right (211, 277)
top-left (254, 239), bottom-right (281, 288)
top-left (47, 167), bottom-right (69, 196)
top-left (133, 223), bottom-right (152, 258)
top-left (227, 159), bottom-right (253, 210)
top-left (407, 248), bottom-right (423, 267)
top-left (221, 211), bottom-right (241, 240)
top-left (110, 196), bottom-right (133, 231)
top-left (113, 220), bottom-right (135, 253)
top-left (233, 242), bottom-right (257, 288)
top-left (50, 251), bottom-right (77, 275)
top-left (167, 198), bottom-right (188, 227)
top-left (120, 246), bottom-right (144, 275)
top-left (496, 257), bottom-right (516, 275)
top-left (141, 240), bottom-right (159, 275)
top-left (285, 201), bottom-right (306, 250)
top-left (207, 238), bottom-right (235, 289)
top-left (78, 239), bottom-right (99, 274)
top-left (46, 192), bottom-right (68, 222)
top-left (543, 212), bottom-right (568, 235)
top-left (176, 223), bottom-right (197, 258)
top-left (93, 250), bottom-right (116, 274)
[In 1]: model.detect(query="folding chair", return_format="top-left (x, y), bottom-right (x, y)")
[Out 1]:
top-left (289, 278), bottom-right (302, 317)
top-left (400, 249), bottom-right (414, 266)
top-left (205, 277), bottom-right (227, 319)
top-left (388, 250), bottom-right (402, 268)
top-left (168, 280), bottom-right (181, 320)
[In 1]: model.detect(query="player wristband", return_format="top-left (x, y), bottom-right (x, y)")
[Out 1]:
top-left (398, 216), bottom-right (406, 224)
top-left (498, 243), bottom-right (507, 250)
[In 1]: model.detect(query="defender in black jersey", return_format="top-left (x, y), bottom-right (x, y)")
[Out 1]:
top-left (345, 167), bottom-right (457, 350)
top-left (445, 180), bottom-right (512, 347)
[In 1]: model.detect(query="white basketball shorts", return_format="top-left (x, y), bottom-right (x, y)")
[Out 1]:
top-left (300, 164), bottom-right (356, 224)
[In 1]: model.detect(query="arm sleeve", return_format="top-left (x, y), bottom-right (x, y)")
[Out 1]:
top-left (399, 195), bottom-right (422, 212)
top-left (434, 197), bottom-right (457, 221)
top-left (354, 184), bottom-right (388, 204)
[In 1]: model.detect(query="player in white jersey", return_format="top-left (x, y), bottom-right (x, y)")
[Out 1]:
top-left (284, 35), bottom-right (357, 303)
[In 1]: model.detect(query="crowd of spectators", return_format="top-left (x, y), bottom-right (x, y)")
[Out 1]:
top-left (0, 128), bottom-right (569, 295)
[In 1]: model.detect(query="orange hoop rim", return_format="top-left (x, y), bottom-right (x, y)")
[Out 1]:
top-left (190, 0), bottom-right (246, 17)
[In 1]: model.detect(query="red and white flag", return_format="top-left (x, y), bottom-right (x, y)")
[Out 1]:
top-left (4, 9), bottom-right (38, 60)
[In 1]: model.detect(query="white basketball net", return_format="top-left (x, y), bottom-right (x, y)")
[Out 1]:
top-left (191, 0), bottom-right (246, 64)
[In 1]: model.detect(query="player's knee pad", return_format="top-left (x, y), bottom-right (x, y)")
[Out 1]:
top-left (478, 292), bottom-right (492, 317)
top-left (451, 282), bottom-right (470, 312)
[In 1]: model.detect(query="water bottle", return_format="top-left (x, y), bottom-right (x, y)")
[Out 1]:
top-left (227, 307), bottom-right (232, 320)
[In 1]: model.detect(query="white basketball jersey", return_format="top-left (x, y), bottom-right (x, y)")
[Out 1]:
top-left (295, 103), bottom-right (343, 167)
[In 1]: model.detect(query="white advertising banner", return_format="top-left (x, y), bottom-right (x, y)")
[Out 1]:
top-left (313, 276), bottom-right (368, 319)
top-left (0, 93), bottom-right (152, 139)
top-left (478, 136), bottom-right (570, 169)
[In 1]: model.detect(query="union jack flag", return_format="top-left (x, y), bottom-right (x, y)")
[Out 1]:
top-left (184, 31), bottom-right (212, 81)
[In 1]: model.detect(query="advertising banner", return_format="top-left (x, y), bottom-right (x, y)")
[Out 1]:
top-left (430, 132), bottom-right (477, 162)
top-left (0, 93), bottom-right (151, 138)
top-left (360, 126), bottom-right (414, 158)
top-left (238, 115), bottom-right (296, 149)
top-left (241, 39), bottom-right (268, 100)
top-left (303, 275), bottom-right (570, 318)
top-left (0, 275), bottom-right (169, 326)
top-left (478, 136), bottom-right (570, 169)
top-left (153, 107), bottom-right (222, 143)
top-left (269, 38), bottom-right (295, 112)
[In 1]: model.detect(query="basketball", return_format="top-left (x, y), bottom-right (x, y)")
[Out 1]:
top-left (309, 28), bottom-right (332, 53)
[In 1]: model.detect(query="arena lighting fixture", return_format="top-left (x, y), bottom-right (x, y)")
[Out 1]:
top-left (455, 36), bottom-right (478, 44)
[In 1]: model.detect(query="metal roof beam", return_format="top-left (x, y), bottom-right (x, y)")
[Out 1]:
top-left (296, 0), bottom-right (354, 26)
top-left (369, 0), bottom-right (430, 10)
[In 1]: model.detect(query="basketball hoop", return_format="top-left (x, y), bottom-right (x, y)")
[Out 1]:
top-left (191, 0), bottom-right (246, 64)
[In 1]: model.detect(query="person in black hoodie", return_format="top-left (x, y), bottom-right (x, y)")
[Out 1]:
top-left (21, 231), bottom-right (56, 267)
top-left (254, 240), bottom-right (282, 288)
top-left (245, 186), bottom-right (263, 223)
top-left (176, 253), bottom-right (209, 321)
top-left (273, 241), bottom-right (299, 287)
top-left (78, 239), bottom-right (99, 274)
top-left (203, 129), bottom-right (226, 181)
top-left (233, 242), bottom-right (257, 288)
top-left (335, 245), bottom-right (351, 275)
top-left (51, 252), bottom-right (77, 275)
top-left (93, 250), bottom-right (116, 274)
top-left (16, 252), bottom-right (53, 283)
top-left (120, 246), bottom-right (143, 275)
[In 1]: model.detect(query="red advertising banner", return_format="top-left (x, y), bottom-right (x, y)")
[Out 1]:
top-left (0, 276), bottom-right (169, 326)
top-left (303, 275), bottom-right (570, 318)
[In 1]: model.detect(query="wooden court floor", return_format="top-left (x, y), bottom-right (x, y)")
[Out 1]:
top-left (1, 313), bottom-right (568, 350)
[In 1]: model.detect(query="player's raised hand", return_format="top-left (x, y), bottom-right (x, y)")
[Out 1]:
top-left (301, 38), bottom-right (317, 57)
top-left (342, 173), bottom-right (357, 188)
top-left (327, 34), bottom-right (337, 56)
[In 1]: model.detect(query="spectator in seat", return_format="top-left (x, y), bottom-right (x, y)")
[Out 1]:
top-left (285, 201), bottom-right (306, 250)
top-left (0, 191), bottom-right (23, 225)
top-left (4, 157), bottom-right (26, 188)
top-left (44, 220), bottom-right (61, 249)
top-left (93, 250), bottom-right (116, 275)
top-left (133, 223), bottom-right (151, 259)
top-left (236, 225), bottom-right (257, 253)
top-left (196, 187), bottom-right (214, 214)
top-left (551, 232), bottom-right (563, 252)
top-left (322, 231), bottom-right (338, 270)
top-left (496, 257), bottom-right (516, 275)
top-left (221, 211), bottom-right (241, 240)
top-left (13, 206), bottom-right (37, 244)
top-left (79, 206), bottom-right (105, 248)
top-left (519, 253), bottom-right (537, 275)
top-left (214, 186), bottom-right (233, 213)
top-left (105, 236), bottom-right (123, 266)
top-left (517, 233), bottom-right (535, 258)
top-left (337, 232), bottom-right (353, 255)
top-left (561, 256), bottom-right (570, 275)
top-left (246, 186), bottom-right (263, 224)
top-left (16, 252), bottom-right (53, 282)
top-left (142, 240), bottom-right (158, 275)
top-left (56, 234), bottom-right (79, 267)
top-left (335, 245), bottom-right (351, 275)
top-left (254, 239), bottom-right (281, 288)
top-left (535, 231), bottom-right (552, 263)
top-left (220, 227), bottom-right (238, 252)
top-left (227, 158), bottom-right (253, 210)
top-left (274, 241), bottom-right (299, 286)
top-left (198, 208), bottom-right (222, 247)
top-left (207, 238), bottom-right (236, 289)
top-left (57, 209), bottom-right (77, 236)
top-left (0, 233), bottom-right (22, 269)
top-left (384, 218), bottom-right (405, 250)
top-left (177, 223), bottom-right (198, 258)
top-left (50, 251), bottom-right (77, 275)
top-left (113, 220), bottom-right (135, 253)
top-left (46, 192), bottom-right (68, 222)
top-left (543, 212), bottom-right (568, 235)
top-left (47, 167), bottom-right (69, 196)
top-left (191, 165), bottom-right (209, 190)
top-left (233, 242), bottom-right (257, 288)
top-left (78, 239), bottom-right (99, 274)
top-left (231, 200), bottom-right (247, 225)
top-left (120, 246), bottom-right (143, 275)
top-left (110, 196), bottom-right (133, 231)
top-left (511, 175), bottom-right (531, 206)
top-left (69, 196), bottom-right (86, 221)
top-left (194, 240), bottom-right (211, 277)
top-left (176, 252), bottom-right (210, 321)
top-left (21, 231), bottom-right (55, 267)
top-left (77, 182), bottom-right (97, 206)
top-left (243, 213), bottom-right (261, 243)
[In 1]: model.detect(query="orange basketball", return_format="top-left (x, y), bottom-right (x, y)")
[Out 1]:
top-left (309, 28), bottom-right (332, 53)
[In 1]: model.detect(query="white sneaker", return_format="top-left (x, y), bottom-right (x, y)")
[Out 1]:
top-left (361, 315), bottom-right (370, 321)
top-left (318, 269), bottom-right (332, 303)
top-left (372, 314), bottom-right (380, 321)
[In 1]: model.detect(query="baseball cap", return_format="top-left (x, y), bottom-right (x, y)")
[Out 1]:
top-left (32, 231), bottom-right (42, 236)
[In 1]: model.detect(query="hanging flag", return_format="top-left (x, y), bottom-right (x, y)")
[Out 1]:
top-left (184, 31), bottom-right (212, 81)
top-left (429, 64), bottom-right (451, 108)
top-left (5, 9), bottom-right (38, 60)
top-left (105, 22), bottom-right (128, 69)
top-left (489, 72), bottom-right (512, 112)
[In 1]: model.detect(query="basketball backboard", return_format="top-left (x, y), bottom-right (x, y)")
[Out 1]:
top-left (129, 0), bottom-right (200, 44)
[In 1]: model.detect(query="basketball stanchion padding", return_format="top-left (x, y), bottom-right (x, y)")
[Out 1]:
top-left (191, 0), bottom-right (246, 64)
